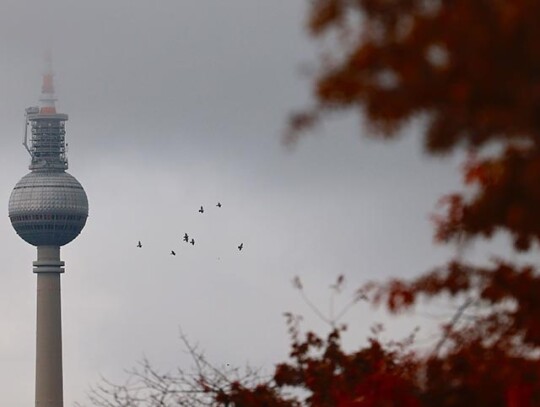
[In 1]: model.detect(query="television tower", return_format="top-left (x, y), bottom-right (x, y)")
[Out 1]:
top-left (8, 56), bottom-right (88, 407)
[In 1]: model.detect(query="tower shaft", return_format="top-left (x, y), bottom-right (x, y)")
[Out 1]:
top-left (34, 246), bottom-right (64, 407)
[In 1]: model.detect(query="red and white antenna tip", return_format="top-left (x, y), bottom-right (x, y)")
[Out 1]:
top-left (42, 73), bottom-right (55, 95)
top-left (39, 50), bottom-right (57, 114)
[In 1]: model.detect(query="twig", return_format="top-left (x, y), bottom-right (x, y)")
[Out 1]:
top-left (433, 298), bottom-right (474, 356)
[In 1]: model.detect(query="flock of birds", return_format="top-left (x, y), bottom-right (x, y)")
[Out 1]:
top-left (136, 202), bottom-right (244, 256)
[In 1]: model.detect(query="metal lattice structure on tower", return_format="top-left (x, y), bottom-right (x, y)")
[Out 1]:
top-left (8, 56), bottom-right (88, 407)
top-left (25, 108), bottom-right (68, 171)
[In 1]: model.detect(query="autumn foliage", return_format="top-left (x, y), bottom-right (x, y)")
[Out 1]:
top-left (291, 0), bottom-right (540, 153)
top-left (215, 314), bottom-right (421, 407)
top-left (87, 1), bottom-right (540, 406)
top-left (257, 0), bottom-right (540, 405)
top-left (435, 147), bottom-right (540, 251)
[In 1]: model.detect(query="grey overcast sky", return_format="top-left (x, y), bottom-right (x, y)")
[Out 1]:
top-left (0, 1), bottom-right (510, 406)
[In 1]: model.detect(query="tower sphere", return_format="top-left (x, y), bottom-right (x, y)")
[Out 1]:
top-left (9, 171), bottom-right (88, 246)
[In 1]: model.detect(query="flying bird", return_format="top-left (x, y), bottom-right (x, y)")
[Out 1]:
top-left (137, 241), bottom-right (142, 248)
top-left (190, 239), bottom-right (195, 246)
top-left (198, 206), bottom-right (204, 213)
top-left (238, 243), bottom-right (243, 251)
top-left (216, 202), bottom-right (222, 208)
top-left (183, 233), bottom-right (189, 242)
top-left (170, 250), bottom-right (176, 256)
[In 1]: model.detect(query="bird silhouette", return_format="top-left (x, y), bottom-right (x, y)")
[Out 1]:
top-left (190, 239), bottom-right (195, 246)
top-left (199, 206), bottom-right (204, 213)
top-left (216, 202), bottom-right (222, 208)
top-left (137, 241), bottom-right (142, 248)
top-left (170, 250), bottom-right (176, 256)
top-left (183, 233), bottom-right (189, 242)
top-left (238, 243), bottom-right (243, 251)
